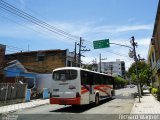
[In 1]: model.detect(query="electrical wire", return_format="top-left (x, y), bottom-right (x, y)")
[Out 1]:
top-left (0, 0), bottom-right (79, 41)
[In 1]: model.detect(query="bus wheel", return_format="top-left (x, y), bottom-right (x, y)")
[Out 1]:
top-left (95, 94), bottom-right (99, 106)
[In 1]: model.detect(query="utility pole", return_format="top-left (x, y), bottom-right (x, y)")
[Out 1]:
top-left (99, 53), bottom-right (107, 73)
top-left (78, 37), bottom-right (83, 67)
top-left (99, 53), bottom-right (102, 73)
top-left (138, 54), bottom-right (145, 61)
top-left (74, 42), bottom-right (77, 67)
top-left (130, 36), bottom-right (141, 102)
top-left (77, 37), bottom-right (90, 67)
top-left (109, 64), bottom-right (113, 75)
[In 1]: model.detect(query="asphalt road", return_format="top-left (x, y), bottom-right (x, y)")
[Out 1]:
top-left (11, 87), bottom-right (137, 120)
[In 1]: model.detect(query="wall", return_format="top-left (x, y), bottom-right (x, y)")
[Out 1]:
top-left (0, 83), bottom-right (27, 106)
top-left (36, 74), bottom-right (52, 93)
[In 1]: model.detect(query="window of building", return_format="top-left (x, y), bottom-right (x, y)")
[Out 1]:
top-left (37, 52), bottom-right (45, 62)
top-left (67, 61), bottom-right (72, 67)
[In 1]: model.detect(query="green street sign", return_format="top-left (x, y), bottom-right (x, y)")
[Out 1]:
top-left (93, 39), bottom-right (110, 49)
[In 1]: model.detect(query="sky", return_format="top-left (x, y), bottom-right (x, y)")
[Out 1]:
top-left (0, 0), bottom-right (159, 70)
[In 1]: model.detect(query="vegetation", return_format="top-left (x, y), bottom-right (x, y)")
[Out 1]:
top-left (127, 61), bottom-right (150, 86)
top-left (149, 86), bottom-right (158, 97)
top-left (114, 76), bottom-right (128, 89)
top-left (151, 88), bottom-right (158, 95)
top-left (82, 64), bottom-right (92, 70)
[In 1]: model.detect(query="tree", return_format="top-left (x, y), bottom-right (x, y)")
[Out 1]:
top-left (114, 76), bottom-right (129, 88)
top-left (82, 64), bottom-right (92, 70)
top-left (128, 61), bottom-right (150, 85)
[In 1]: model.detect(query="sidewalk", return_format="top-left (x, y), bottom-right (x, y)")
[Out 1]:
top-left (0, 99), bottom-right (49, 114)
top-left (131, 90), bottom-right (160, 114)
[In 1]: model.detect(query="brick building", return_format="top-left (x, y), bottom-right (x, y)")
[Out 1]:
top-left (5, 49), bottom-right (77, 73)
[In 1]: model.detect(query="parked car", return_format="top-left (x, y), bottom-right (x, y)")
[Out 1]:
top-left (142, 85), bottom-right (148, 90)
top-left (127, 84), bottom-right (136, 88)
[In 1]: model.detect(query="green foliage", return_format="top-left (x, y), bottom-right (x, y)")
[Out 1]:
top-left (130, 73), bottom-right (136, 84)
top-left (83, 64), bottom-right (92, 70)
top-left (114, 76), bottom-right (128, 88)
top-left (128, 61), bottom-right (150, 85)
top-left (151, 88), bottom-right (158, 95)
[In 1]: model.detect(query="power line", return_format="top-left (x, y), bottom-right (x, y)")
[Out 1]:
top-left (0, 9), bottom-right (77, 45)
top-left (0, 0), bottom-right (79, 42)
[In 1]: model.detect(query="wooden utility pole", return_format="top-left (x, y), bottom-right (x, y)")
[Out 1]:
top-left (99, 53), bottom-right (101, 73)
top-left (74, 42), bottom-right (77, 67)
top-left (130, 36), bottom-right (141, 102)
top-left (77, 37), bottom-right (90, 67)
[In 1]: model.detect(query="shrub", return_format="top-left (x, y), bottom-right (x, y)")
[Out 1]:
top-left (151, 88), bottom-right (158, 95)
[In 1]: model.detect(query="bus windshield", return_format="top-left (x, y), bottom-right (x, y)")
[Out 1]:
top-left (52, 70), bottom-right (77, 81)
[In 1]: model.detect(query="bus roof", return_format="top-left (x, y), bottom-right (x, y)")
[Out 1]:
top-left (52, 67), bottom-right (113, 77)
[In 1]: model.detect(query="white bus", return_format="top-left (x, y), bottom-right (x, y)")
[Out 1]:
top-left (50, 67), bottom-right (115, 105)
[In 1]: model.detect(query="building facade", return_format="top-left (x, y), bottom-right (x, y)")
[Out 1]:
top-left (148, 1), bottom-right (160, 88)
top-left (5, 49), bottom-right (76, 73)
top-left (98, 59), bottom-right (125, 77)
top-left (148, 42), bottom-right (158, 87)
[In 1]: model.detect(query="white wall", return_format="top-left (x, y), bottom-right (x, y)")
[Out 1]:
top-left (36, 74), bottom-right (52, 93)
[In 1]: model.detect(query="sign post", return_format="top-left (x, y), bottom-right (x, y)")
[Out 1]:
top-left (93, 39), bottom-right (110, 49)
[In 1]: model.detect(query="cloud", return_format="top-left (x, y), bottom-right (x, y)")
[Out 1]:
top-left (86, 24), bottom-right (153, 35)
top-left (136, 38), bottom-right (150, 46)
top-left (116, 25), bottom-right (152, 32)
top-left (0, 18), bottom-right (152, 43)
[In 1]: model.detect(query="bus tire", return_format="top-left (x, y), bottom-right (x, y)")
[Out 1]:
top-left (95, 94), bottom-right (99, 106)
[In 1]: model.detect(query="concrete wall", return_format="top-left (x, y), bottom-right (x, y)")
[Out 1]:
top-left (36, 74), bottom-right (52, 93)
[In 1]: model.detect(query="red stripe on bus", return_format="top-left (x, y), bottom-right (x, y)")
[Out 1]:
top-left (94, 85), bottom-right (111, 95)
top-left (94, 87), bottom-right (109, 95)
top-left (81, 89), bottom-right (89, 94)
top-left (81, 85), bottom-right (90, 94)
top-left (50, 97), bottom-right (80, 105)
top-left (95, 85), bottom-right (113, 89)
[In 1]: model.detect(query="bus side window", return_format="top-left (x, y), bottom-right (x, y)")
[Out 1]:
top-left (104, 76), bottom-right (109, 84)
top-left (100, 75), bottom-right (104, 84)
top-left (103, 75), bottom-right (106, 84)
top-left (81, 70), bottom-right (88, 85)
top-left (88, 72), bottom-right (93, 85)
top-left (108, 77), bottom-right (112, 85)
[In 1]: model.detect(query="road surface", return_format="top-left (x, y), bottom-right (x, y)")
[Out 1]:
top-left (9, 87), bottom-right (137, 120)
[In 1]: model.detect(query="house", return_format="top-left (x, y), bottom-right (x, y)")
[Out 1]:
top-left (4, 60), bottom-right (36, 89)
top-left (5, 49), bottom-right (77, 73)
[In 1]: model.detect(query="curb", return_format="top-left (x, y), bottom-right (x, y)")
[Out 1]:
top-left (0, 100), bottom-right (49, 115)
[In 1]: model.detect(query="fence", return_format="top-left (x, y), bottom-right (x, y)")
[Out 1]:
top-left (0, 83), bottom-right (27, 106)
